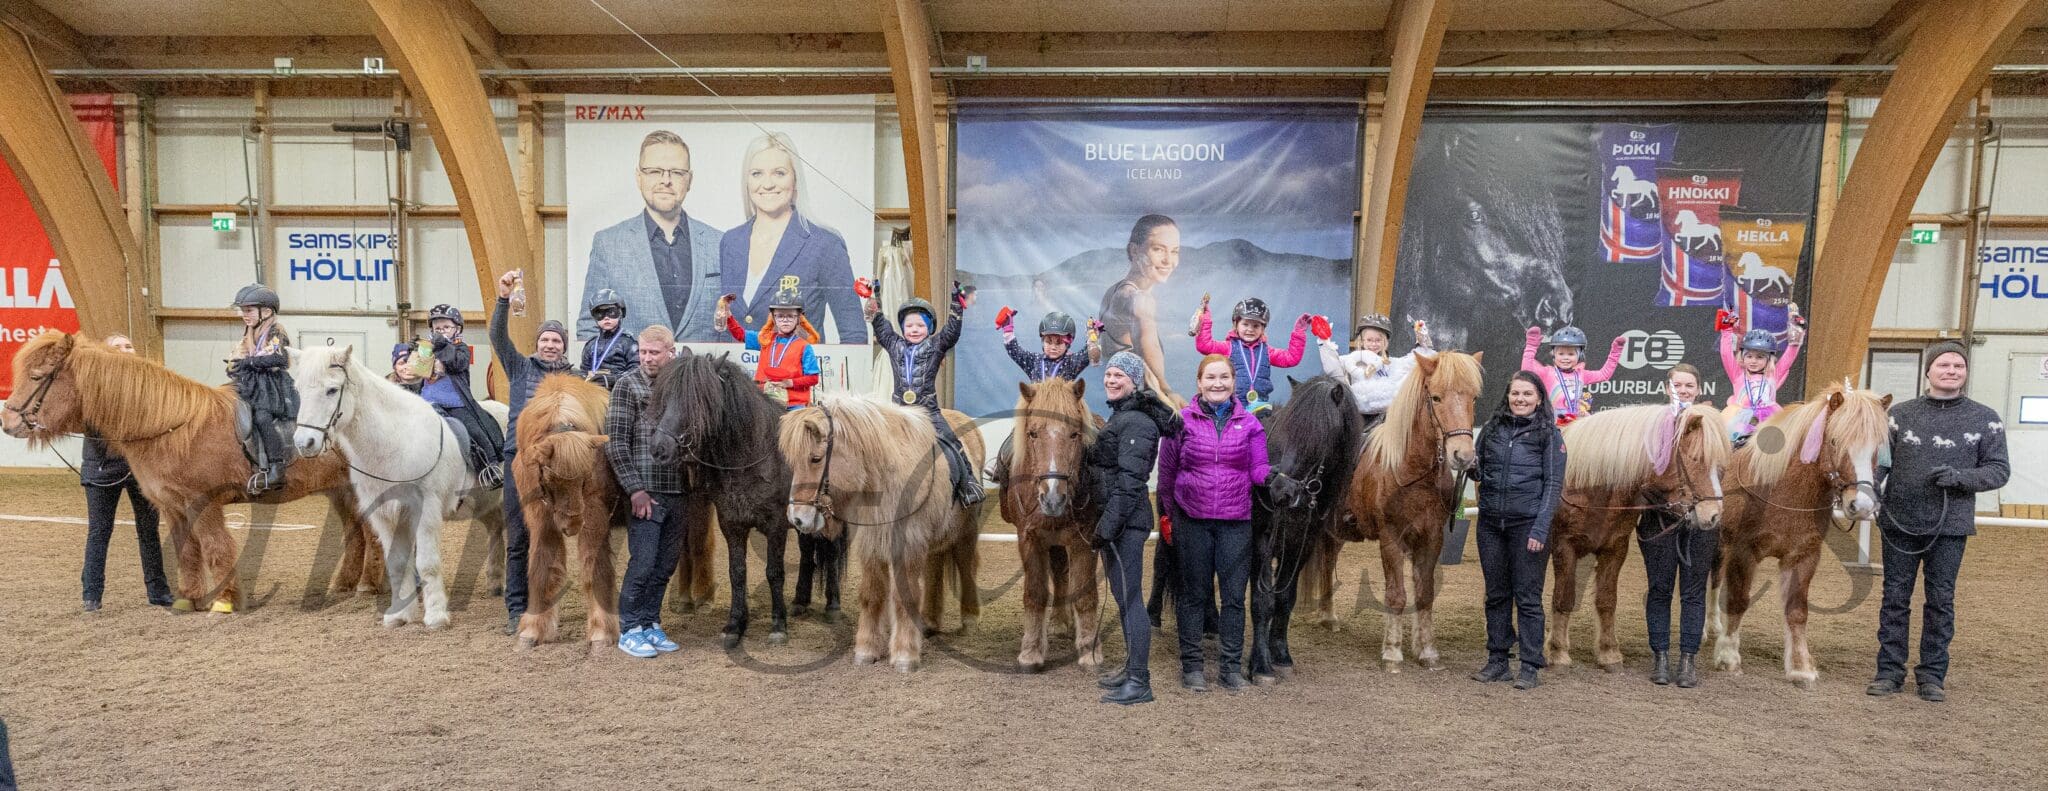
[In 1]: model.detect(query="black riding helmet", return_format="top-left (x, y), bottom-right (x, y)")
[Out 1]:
top-left (1231, 297), bottom-right (1270, 325)
top-left (767, 282), bottom-right (805, 312)
top-left (589, 288), bottom-right (627, 320)
top-left (232, 283), bottom-right (280, 312)
top-left (1038, 311), bottom-right (1076, 339)
top-left (427, 303), bottom-right (463, 328)
top-left (1354, 312), bottom-right (1393, 341)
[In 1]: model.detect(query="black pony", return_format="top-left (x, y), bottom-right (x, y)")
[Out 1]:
top-left (1248, 374), bottom-right (1365, 681)
top-left (645, 353), bottom-right (815, 646)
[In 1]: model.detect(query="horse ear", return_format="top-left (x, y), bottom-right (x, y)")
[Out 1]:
top-left (1070, 377), bottom-right (1086, 399)
top-left (1827, 390), bottom-right (1845, 411)
top-left (1880, 393), bottom-right (1893, 409)
top-left (1471, 350), bottom-right (1484, 364)
top-left (1018, 381), bottom-right (1037, 401)
top-left (338, 345), bottom-right (353, 366)
top-left (1329, 383), bottom-right (1345, 406)
top-left (1286, 375), bottom-right (1301, 389)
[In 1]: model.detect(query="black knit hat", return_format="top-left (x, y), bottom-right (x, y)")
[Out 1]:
top-left (1923, 340), bottom-right (1969, 371)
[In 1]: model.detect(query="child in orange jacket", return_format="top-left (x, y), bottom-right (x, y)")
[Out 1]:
top-left (717, 278), bottom-right (822, 409)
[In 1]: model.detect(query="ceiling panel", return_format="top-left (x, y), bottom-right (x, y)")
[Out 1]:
top-left (478, 0), bottom-right (877, 35)
top-left (41, 0), bottom-right (375, 35)
top-left (1659, 0), bottom-right (1896, 29)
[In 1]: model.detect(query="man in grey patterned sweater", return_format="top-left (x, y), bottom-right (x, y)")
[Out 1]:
top-left (1868, 341), bottom-right (2010, 703)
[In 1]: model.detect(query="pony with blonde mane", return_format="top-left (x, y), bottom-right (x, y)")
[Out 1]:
top-left (1710, 384), bottom-right (1889, 688)
top-left (782, 393), bottom-right (985, 672)
top-left (998, 378), bottom-right (1102, 673)
top-left (511, 375), bottom-right (622, 654)
top-left (1545, 403), bottom-right (1730, 669)
top-left (1340, 351), bottom-right (1484, 672)
top-left (3, 332), bottom-right (373, 613)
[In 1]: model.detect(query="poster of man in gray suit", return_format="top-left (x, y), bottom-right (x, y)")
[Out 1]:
top-left (578, 130), bottom-right (725, 342)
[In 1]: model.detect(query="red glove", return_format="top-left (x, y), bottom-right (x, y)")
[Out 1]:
top-left (994, 306), bottom-right (1016, 330)
top-left (1556, 413), bottom-right (1578, 427)
top-left (1310, 315), bottom-right (1333, 341)
top-left (1715, 309), bottom-right (1740, 333)
top-left (854, 277), bottom-right (878, 299)
top-left (1159, 512), bottom-right (1174, 545)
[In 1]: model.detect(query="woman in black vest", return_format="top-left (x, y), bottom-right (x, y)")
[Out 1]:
top-left (1470, 370), bottom-right (1566, 690)
top-left (78, 334), bottom-right (171, 612)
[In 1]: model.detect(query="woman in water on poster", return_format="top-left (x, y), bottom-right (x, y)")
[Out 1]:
top-left (1097, 214), bottom-right (1186, 410)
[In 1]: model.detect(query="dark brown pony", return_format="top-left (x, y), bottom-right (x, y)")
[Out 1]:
top-left (998, 378), bottom-right (1101, 673)
top-left (511, 375), bottom-right (620, 654)
top-left (1339, 351), bottom-right (1483, 672)
top-left (1710, 385), bottom-right (1889, 688)
top-left (1545, 403), bottom-right (1729, 669)
top-left (3, 332), bottom-right (368, 613)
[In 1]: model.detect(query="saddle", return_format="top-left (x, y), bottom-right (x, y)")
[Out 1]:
top-left (233, 400), bottom-right (297, 469)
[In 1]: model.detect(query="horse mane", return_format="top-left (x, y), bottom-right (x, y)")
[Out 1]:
top-left (778, 392), bottom-right (936, 493)
top-left (1562, 403), bottom-right (1729, 490)
top-left (514, 375), bottom-right (607, 449)
top-left (1743, 384), bottom-right (1887, 487)
top-left (1272, 375), bottom-right (1361, 476)
top-left (29, 332), bottom-right (231, 458)
top-left (1015, 380), bottom-right (1098, 445)
top-left (653, 353), bottom-right (783, 477)
top-left (1367, 351), bottom-right (1483, 474)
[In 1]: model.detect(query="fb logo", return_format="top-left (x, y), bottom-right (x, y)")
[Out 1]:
top-left (1619, 330), bottom-right (1687, 370)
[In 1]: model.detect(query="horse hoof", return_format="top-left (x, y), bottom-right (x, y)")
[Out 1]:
top-left (1600, 662), bottom-right (1624, 674)
top-left (381, 615), bottom-right (407, 629)
top-left (893, 658), bottom-right (917, 674)
top-left (1018, 661), bottom-right (1045, 674)
top-left (767, 630), bottom-right (789, 646)
top-left (425, 615), bottom-right (451, 631)
top-left (720, 633), bottom-right (742, 650)
top-left (958, 616), bottom-right (978, 634)
top-left (1253, 673), bottom-right (1280, 687)
top-left (515, 636), bottom-right (538, 652)
top-left (922, 626), bottom-right (940, 638)
top-left (1383, 662), bottom-right (1402, 674)
top-left (853, 651), bottom-right (879, 666)
top-left (791, 604), bottom-right (811, 618)
top-left (588, 642), bottom-right (608, 659)
top-left (1420, 658), bottom-right (1443, 672)
top-left (1274, 664), bottom-right (1295, 679)
top-left (171, 598), bottom-right (194, 612)
top-left (820, 608), bottom-right (840, 625)
top-left (1317, 618), bottom-right (1340, 632)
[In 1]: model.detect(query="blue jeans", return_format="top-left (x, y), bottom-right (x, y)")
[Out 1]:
top-left (1174, 516), bottom-right (1251, 674)
top-left (1476, 515), bottom-right (1549, 669)
top-left (618, 492), bottom-right (689, 632)
top-left (1100, 525), bottom-right (1151, 679)
top-left (1876, 532), bottom-right (1967, 686)
top-left (1638, 513), bottom-right (1718, 654)
top-left (501, 449), bottom-right (529, 619)
top-left (81, 479), bottom-right (170, 604)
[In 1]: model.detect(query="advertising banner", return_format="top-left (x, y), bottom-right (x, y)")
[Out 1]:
top-left (0, 95), bottom-right (116, 398)
top-left (1720, 209), bottom-right (1807, 343)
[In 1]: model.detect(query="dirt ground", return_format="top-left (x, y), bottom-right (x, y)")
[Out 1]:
top-left (0, 470), bottom-right (2042, 790)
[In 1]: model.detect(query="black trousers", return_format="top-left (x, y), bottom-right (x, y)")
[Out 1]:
top-left (917, 406), bottom-right (977, 502)
top-left (435, 403), bottom-right (503, 471)
top-left (1637, 512), bottom-right (1718, 654)
top-left (501, 448), bottom-right (529, 619)
top-left (618, 491), bottom-right (689, 633)
top-left (1476, 515), bottom-right (1549, 668)
top-left (1174, 516), bottom-right (1252, 674)
top-left (1876, 531), bottom-right (1968, 686)
top-left (1146, 536), bottom-right (1219, 634)
top-left (1101, 525), bottom-right (1152, 679)
top-left (81, 480), bottom-right (170, 604)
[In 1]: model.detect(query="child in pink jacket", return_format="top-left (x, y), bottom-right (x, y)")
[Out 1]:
top-left (1719, 311), bottom-right (1806, 443)
top-left (1520, 325), bottom-right (1628, 426)
top-left (1194, 296), bottom-right (1309, 414)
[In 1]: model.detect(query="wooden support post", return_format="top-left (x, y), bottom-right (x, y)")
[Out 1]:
top-left (1361, 0), bottom-right (1451, 314)
top-left (1354, 84), bottom-right (1385, 323)
top-left (1804, 0), bottom-right (2037, 393)
top-left (0, 23), bottom-right (143, 342)
top-left (1813, 88), bottom-right (1845, 261)
top-left (880, 0), bottom-right (944, 304)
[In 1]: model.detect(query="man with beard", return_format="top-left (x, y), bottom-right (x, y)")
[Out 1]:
top-left (581, 130), bottom-right (725, 342)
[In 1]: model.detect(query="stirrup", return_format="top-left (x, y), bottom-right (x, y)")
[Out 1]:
top-left (246, 470), bottom-right (269, 497)
top-left (478, 462), bottom-right (505, 490)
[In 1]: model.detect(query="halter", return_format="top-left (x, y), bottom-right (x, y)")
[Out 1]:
top-left (1566, 411), bottom-right (1723, 523)
top-left (1732, 444), bottom-right (1878, 533)
top-left (787, 405), bottom-right (936, 527)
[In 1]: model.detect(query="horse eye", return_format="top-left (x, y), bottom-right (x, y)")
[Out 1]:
top-left (810, 454), bottom-right (824, 465)
top-left (1431, 395), bottom-right (1442, 403)
top-left (1028, 430), bottom-right (1040, 439)
top-left (1068, 431), bottom-right (1080, 440)
top-left (326, 387), bottom-right (339, 396)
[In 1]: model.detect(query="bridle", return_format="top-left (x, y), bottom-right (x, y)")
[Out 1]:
top-left (4, 342), bottom-right (188, 443)
top-left (1733, 437), bottom-right (1878, 532)
top-left (299, 359), bottom-right (446, 485)
top-left (1567, 412), bottom-right (1724, 524)
top-left (1395, 379), bottom-right (1475, 488)
top-left (786, 405), bottom-right (935, 526)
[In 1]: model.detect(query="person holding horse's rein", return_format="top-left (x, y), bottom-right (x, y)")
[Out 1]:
top-left (578, 288), bottom-right (640, 390)
top-left (1317, 314), bottom-right (1435, 433)
top-left (1520, 324), bottom-right (1627, 427)
top-left (606, 324), bottom-right (687, 659)
top-left (1156, 354), bottom-right (1304, 693)
top-left (228, 283), bottom-right (297, 495)
top-left (1868, 341), bottom-right (2010, 704)
top-left (1471, 370), bottom-right (1565, 691)
top-left (417, 304), bottom-right (509, 488)
top-left (863, 284), bottom-right (985, 507)
top-left (716, 277), bottom-right (822, 409)
top-left (1089, 351), bottom-right (1181, 705)
top-left (491, 269), bottom-right (575, 635)
top-left (1637, 363), bottom-right (1711, 688)
top-left (1716, 305), bottom-right (1805, 445)
top-left (78, 334), bottom-right (172, 613)
top-left (986, 309), bottom-right (1102, 485)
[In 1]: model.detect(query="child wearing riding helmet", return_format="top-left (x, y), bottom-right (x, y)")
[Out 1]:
top-left (1520, 324), bottom-right (1628, 426)
top-left (986, 309), bottom-right (1104, 485)
top-left (1717, 305), bottom-right (1806, 444)
top-left (865, 284), bottom-right (984, 506)
top-left (388, 343), bottom-right (424, 394)
top-left (578, 288), bottom-right (640, 390)
top-left (1194, 296), bottom-right (1310, 414)
top-left (717, 277), bottom-right (822, 409)
top-left (1318, 313), bottom-right (1435, 431)
top-left (228, 283), bottom-right (297, 494)
top-left (419, 303), bottom-right (508, 487)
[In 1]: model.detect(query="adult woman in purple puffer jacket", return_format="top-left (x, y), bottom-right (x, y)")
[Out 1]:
top-left (1156, 354), bottom-right (1303, 693)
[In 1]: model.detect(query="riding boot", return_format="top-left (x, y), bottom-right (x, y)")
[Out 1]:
top-left (1650, 651), bottom-right (1671, 685)
top-left (1097, 669), bottom-right (1129, 690)
top-left (1675, 653), bottom-right (1700, 688)
top-left (1101, 671), bottom-right (1153, 705)
top-left (944, 444), bottom-right (985, 506)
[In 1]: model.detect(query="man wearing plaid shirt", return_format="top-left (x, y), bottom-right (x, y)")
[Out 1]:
top-left (605, 325), bottom-right (690, 658)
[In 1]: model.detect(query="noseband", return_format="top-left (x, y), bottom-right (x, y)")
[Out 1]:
top-left (4, 366), bottom-right (60, 432)
top-left (788, 406), bottom-right (841, 516)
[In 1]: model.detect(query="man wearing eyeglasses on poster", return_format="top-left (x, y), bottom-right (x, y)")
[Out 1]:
top-left (580, 130), bottom-right (726, 343)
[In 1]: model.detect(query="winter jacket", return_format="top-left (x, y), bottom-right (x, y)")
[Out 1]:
top-left (423, 334), bottom-right (504, 454)
top-left (228, 321), bottom-right (297, 420)
top-left (1089, 390), bottom-right (1181, 541)
top-left (1157, 397), bottom-right (1271, 522)
top-left (79, 435), bottom-right (131, 487)
top-left (1475, 413), bottom-right (1567, 543)
top-left (1004, 336), bottom-right (1092, 383)
top-left (743, 326), bottom-right (822, 407)
top-left (1319, 339), bottom-right (1434, 416)
top-left (1520, 327), bottom-right (1627, 422)
top-left (1880, 395), bottom-right (2010, 537)
top-left (578, 327), bottom-right (640, 390)
top-left (871, 303), bottom-right (962, 415)
top-left (1195, 311), bottom-right (1307, 403)
top-left (490, 297), bottom-right (574, 453)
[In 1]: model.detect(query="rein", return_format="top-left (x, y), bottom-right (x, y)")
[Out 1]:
top-left (300, 361), bottom-right (448, 485)
top-left (1563, 412), bottom-right (1722, 524)
top-left (1733, 467), bottom-right (1875, 533)
top-left (787, 405), bottom-right (939, 527)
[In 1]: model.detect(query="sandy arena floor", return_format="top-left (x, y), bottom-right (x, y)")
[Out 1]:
top-left (0, 470), bottom-right (2042, 790)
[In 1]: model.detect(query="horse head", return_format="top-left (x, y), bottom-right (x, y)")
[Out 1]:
top-left (1429, 352), bottom-right (1484, 473)
top-left (780, 403), bottom-right (852, 540)
top-left (1672, 405), bottom-right (1731, 528)
top-left (1815, 389), bottom-right (1891, 521)
top-left (1268, 375), bottom-right (1359, 512)
top-left (1015, 378), bottom-right (1091, 519)
top-left (2, 331), bottom-right (81, 441)
top-left (291, 344), bottom-right (355, 458)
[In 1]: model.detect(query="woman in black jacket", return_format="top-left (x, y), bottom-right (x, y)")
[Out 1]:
top-left (1471, 370), bottom-right (1566, 690)
top-left (1089, 351), bottom-right (1181, 706)
top-left (78, 335), bottom-right (171, 612)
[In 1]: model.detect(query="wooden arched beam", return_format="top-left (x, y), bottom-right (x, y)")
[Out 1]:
top-left (363, 0), bottom-right (539, 346)
top-left (0, 22), bottom-right (145, 348)
top-left (1362, 0), bottom-right (1451, 314)
top-left (880, 0), bottom-right (944, 302)
top-left (1804, 0), bottom-right (2039, 393)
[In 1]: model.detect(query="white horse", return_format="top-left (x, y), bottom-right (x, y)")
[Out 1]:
top-left (1735, 251), bottom-right (1793, 293)
top-left (291, 344), bottom-right (504, 629)
top-left (1608, 166), bottom-right (1658, 210)
top-left (1672, 210), bottom-right (1722, 253)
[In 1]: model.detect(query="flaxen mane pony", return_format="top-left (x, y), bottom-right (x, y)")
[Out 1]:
top-left (511, 375), bottom-right (620, 654)
top-left (998, 378), bottom-right (1102, 673)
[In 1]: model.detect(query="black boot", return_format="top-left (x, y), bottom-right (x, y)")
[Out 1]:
top-left (1218, 669), bottom-right (1250, 692)
top-left (1675, 653), bottom-right (1700, 688)
top-left (1101, 671), bottom-right (1153, 705)
top-left (1471, 657), bottom-right (1512, 683)
top-left (1181, 669), bottom-right (1209, 693)
top-left (1866, 677), bottom-right (1902, 696)
top-left (1097, 669), bottom-right (1130, 690)
top-left (1649, 651), bottom-right (1671, 685)
top-left (1513, 665), bottom-right (1542, 690)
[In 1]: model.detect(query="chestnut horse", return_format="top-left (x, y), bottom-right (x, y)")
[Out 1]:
top-left (998, 378), bottom-right (1102, 673)
top-left (1249, 375), bottom-right (1363, 682)
top-left (1340, 351), bottom-right (1483, 672)
top-left (3, 332), bottom-right (370, 613)
top-left (1545, 403), bottom-right (1730, 669)
top-left (1710, 385), bottom-right (1889, 688)
top-left (511, 375), bottom-right (621, 654)
top-left (782, 393), bottom-right (985, 672)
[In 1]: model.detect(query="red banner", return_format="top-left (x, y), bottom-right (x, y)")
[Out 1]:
top-left (0, 95), bottom-right (117, 398)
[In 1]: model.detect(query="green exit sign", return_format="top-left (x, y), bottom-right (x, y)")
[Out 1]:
top-left (211, 212), bottom-right (237, 233)
top-left (1909, 223), bottom-right (1939, 245)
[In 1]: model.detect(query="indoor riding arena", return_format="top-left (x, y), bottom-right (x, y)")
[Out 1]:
top-left (2, 2), bottom-right (2047, 790)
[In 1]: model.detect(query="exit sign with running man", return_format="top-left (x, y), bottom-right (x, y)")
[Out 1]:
top-left (1910, 223), bottom-right (1940, 245)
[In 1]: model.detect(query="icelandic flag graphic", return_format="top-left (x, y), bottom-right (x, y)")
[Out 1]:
top-left (1597, 124), bottom-right (1677, 264)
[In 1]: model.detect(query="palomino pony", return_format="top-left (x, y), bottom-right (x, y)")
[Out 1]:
top-left (3, 332), bottom-right (370, 613)
top-left (511, 375), bottom-right (622, 654)
top-left (291, 344), bottom-right (508, 629)
top-left (1248, 375), bottom-right (1364, 682)
top-left (1340, 351), bottom-right (1484, 672)
top-left (1545, 403), bottom-right (1730, 669)
top-left (645, 352), bottom-right (793, 648)
top-left (998, 378), bottom-right (1102, 673)
top-left (782, 393), bottom-right (985, 672)
top-left (1710, 385), bottom-right (1889, 688)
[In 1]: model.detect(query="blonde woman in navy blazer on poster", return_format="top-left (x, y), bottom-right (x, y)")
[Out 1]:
top-left (719, 132), bottom-right (867, 344)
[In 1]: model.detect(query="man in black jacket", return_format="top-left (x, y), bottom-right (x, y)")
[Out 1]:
top-left (78, 334), bottom-right (171, 612)
top-left (491, 270), bottom-right (574, 635)
top-left (1868, 341), bottom-right (2010, 703)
